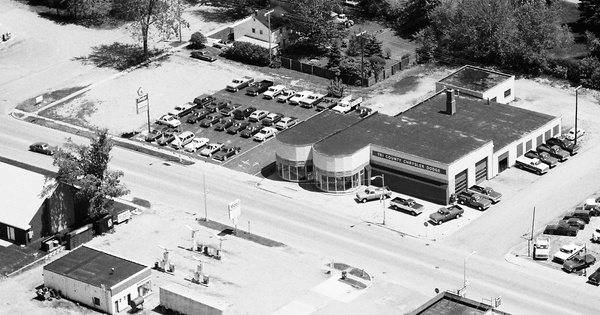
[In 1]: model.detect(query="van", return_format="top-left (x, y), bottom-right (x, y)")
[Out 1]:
top-left (171, 131), bottom-right (195, 148)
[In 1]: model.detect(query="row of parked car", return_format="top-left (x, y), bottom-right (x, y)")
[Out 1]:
top-left (543, 199), bottom-right (600, 237)
top-left (514, 136), bottom-right (580, 175)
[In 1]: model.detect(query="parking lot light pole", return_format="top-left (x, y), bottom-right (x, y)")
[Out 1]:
top-left (264, 10), bottom-right (274, 65)
top-left (463, 250), bottom-right (477, 296)
top-left (370, 174), bottom-right (385, 225)
top-left (575, 85), bottom-right (582, 147)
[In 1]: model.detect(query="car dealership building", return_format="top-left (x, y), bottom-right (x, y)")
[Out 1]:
top-left (275, 67), bottom-right (561, 204)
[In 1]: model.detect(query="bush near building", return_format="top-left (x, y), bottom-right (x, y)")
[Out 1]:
top-left (221, 41), bottom-right (270, 67)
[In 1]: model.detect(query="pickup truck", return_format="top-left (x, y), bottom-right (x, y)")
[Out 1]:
top-left (299, 93), bottom-right (326, 108)
top-left (456, 191), bottom-right (492, 210)
top-left (546, 137), bottom-right (579, 155)
top-left (205, 99), bottom-right (231, 113)
top-left (226, 76), bottom-right (254, 92)
top-left (536, 144), bottom-right (569, 162)
top-left (553, 243), bottom-right (585, 263)
top-left (534, 236), bottom-right (550, 260)
top-left (168, 102), bottom-right (196, 118)
top-left (544, 222), bottom-right (579, 237)
top-left (564, 254), bottom-right (596, 273)
top-left (524, 150), bottom-right (558, 168)
top-left (246, 80), bottom-right (274, 96)
top-left (263, 85), bottom-right (286, 99)
top-left (429, 205), bottom-right (464, 225)
top-left (389, 197), bottom-right (424, 216)
top-left (467, 185), bottom-right (502, 203)
top-left (356, 186), bottom-right (392, 203)
top-left (514, 156), bottom-right (549, 175)
top-left (332, 95), bottom-right (363, 113)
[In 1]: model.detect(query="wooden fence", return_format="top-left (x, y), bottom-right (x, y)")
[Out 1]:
top-left (280, 55), bottom-right (411, 87)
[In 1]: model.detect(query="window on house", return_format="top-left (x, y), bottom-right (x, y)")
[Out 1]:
top-left (93, 297), bottom-right (100, 306)
top-left (504, 89), bottom-right (511, 97)
top-left (260, 30), bottom-right (263, 35)
top-left (252, 28), bottom-right (255, 33)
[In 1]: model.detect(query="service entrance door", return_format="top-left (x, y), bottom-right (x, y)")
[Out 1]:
top-left (475, 158), bottom-right (487, 183)
top-left (454, 169), bottom-right (468, 193)
top-left (498, 152), bottom-right (509, 173)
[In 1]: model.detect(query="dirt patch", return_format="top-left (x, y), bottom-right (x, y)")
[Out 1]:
top-left (17, 86), bottom-right (89, 113)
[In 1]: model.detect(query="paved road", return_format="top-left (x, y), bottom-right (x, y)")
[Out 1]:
top-left (2, 114), bottom-right (600, 315)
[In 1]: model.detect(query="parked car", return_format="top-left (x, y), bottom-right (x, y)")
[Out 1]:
top-left (213, 145), bottom-right (242, 161)
top-left (261, 113), bottom-right (284, 126)
top-left (299, 93), bottom-right (326, 108)
top-left (193, 94), bottom-right (216, 107)
top-left (227, 122), bottom-right (251, 134)
top-left (170, 131), bottom-right (195, 149)
top-left (168, 103), bottom-right (195, 118)
top-left (220, 103), bottom-right (241, 117)
top-left (563, 210), bottom-right (591, 224)
top-left (316, 98), bottom-right (338, 111)
top-left (277, 89), bottom-right (296, 103)
top-left (246, 80), bottom-right (274, 96)
top-left (356, 107), bottom-right (373, 118)
top-left (263, 85), bottom-right (286, 99)
top-left (536, 144), bottom-right (569, 162)
top-left (199, 113), bottom-right (223, 128)
top-left (213, 39), bottom-right (233, 49)
top-left (524, 150), bottom-right (558, 168)
top-left (589, 267), bottom-right (600, 285)
top-left (274, 117), bottom-right (299, 130)
top-left (233, 106), bottom-right (257, 120)
top-left (356, 186), bottom-right (392, 203)
top-left (456, 191), bottom-right (492, 210)
top-left (389, 197), bottom-right (424, 216)
top-left (534, 236), bottom-right (550, 260)
top-left (214, 118), bottom-right (234, 131)
top-left (467, 185), bottom-right (502, 203)
top-left (429, 205), bottom-right (464, 225)
top-left (253, 127), bottom-right (277, 142)
top-left (183, 137), bottom-right (209, 152)
top-left (205, 100), bottom-right (231, 113)
top-left (191, 50), bottom-right (217, 62)
top-left (156, 130), bottom-right (177, 146)
top-left (559, 218), bottom-right (586, 230)
top-left (553, 243), bottom-right (585, 263)
top-left (565, 127), bottom-right (585, 141)
top-left (585, 197), bottom-right (600, 208)
top-left (248, 109), bottom-right (269, 122)
top-left (546, 136), bottom-right (579, 155)
top-left (199, 142), bottom-right (224, 157)
top-left (563, 254), bottom-right (596, 273)
top-left (593, 225), bottom-right (600, 243)
top-left (514, 156), bottom-right (549, 175)
top-left (145, 126), bottom-right (168, 142)
top-left (157, 114), bottom-right (181, 128)
top-left (29, 142), bottom-right (55, 155)
top-left (240, 124), bottom-right (262, 138)
top-left (226, 76), bottom-right (254, 92)
top-left (544, 222), bottom-right (579, 236)
top-left (186, 109), bottom-right (210, 124)
top-left (288, 90), bottom-right (313, 105)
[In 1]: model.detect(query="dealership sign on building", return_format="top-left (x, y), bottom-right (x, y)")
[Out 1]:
top-left (373, 151), bottom-right (446, 175)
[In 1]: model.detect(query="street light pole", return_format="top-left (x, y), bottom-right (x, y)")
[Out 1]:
top-left (575, 85), bottom-right (582, 147)
top-left (264, 9), bottom-right (274, 65)
top-left (370, 174), bottom-right (386, 225)
top-left (463, 250), bottom-right (477, 296)
top-left (203, 173), bottom-right (208, 221)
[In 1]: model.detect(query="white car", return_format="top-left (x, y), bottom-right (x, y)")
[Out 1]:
top-left (586, 197), bottom-right (600, 208)
top-left (199, 142), bottom-right (224, 157)
top-left (253, 127), bottom-right (277, 142)
top-left (277, 89), bottom-right (296, 103)
top-left (275, 117), bottom-right (298, 130)
top-left (565, 127), bottom-right (585, 141)
top-left (553, 243), bottom-right (584, 263)
top-left (288, 90), bottom-right (313, 105)
top-left (167, 103), bottom-right (195, 118)
top-left (593, 225), bottom-right (600, 243)
top-left (157, 114), bottom-right (181, 128)
top-left (263, 85), bottom-right (286, 99)
top-left (248, 109), bottom-right (269, 122)
top-left (183, 137), bottom-right (209, 152)
top-left (299, 93), bottom-right (325, 108)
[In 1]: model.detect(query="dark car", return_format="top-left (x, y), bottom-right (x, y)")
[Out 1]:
top-left (547, 137), bottom-right (579, 155)
top-left (233, 106), bottom-right (257, 120)
top-left (227, 122), bottom-right (251, 134)
top-left (193, 95), bottom-right (216, 107)
top-left (214, 118), bottom-right (234, 131)
top-left (191, 50), bottom-right (217, 62)
top-left (261, 112), bottom-right (284, 126)
top-left (467, 185), bottom-right (502, 203)
top-left (456, 191), bottom-right (492, 211)
top-left (199, 113), bottom-right (223, 128)
top-left (240, 124), bottom-right (262, 138)
top-left (29, 142), bottom-right (55, 155)
top-left (564, 254), bottom-right (596, 273)
top-left (524, 150), bottom-right (558, 168)
top-left (246, 80), bottom-right (274, 96)
top-left (316, 98), bottom-right (338, 111)
top-left (356, 107), bottom-right (373, 118)
top-left (212, 145), bottom-right (241, 161)
top-left (145, 126), bottom-right (168, 142)
top-left (588, 267), bottom-right (600, 285)
top-left (536, 144), bottom-right (569, 162)
top-left (559, 218), bottom-right (586, 230)
top-left (220, 103), bottom-right (242, 116)
top-left (429, 205), bottom-right (464, 225)
top-left (156, 130), bottom-right (177, 146)
top-left (186, 109), bottom-right (210, 124)
top-left (206, 100), bottom-right (231, 113)
top-left (563, 210), bottom-right (591, 224)
top-left (543, 222), bottom-right (579, 236)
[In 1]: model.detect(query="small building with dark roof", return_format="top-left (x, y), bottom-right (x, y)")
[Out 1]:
top-left (436, 65), bottom-right (515, 104)
top-left (275, 68), bottom-right (560, 204)
top-left (409, 291), bottom-right (511, 315)
top-left (43, 245), bottom-right (152, 314)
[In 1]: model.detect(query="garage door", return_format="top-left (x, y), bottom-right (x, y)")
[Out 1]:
top-left (455, 169), bottom-right (468, 193)
top-left (475, 158), bottom-right (487, 183)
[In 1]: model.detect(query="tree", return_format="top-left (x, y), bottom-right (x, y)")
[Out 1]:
top-left (51, 129), bottom-right (129, 220)
top-left (288, 0), bottom-right (344, 51)
top-left (190, 31), bottom-right (207, 48)
top-left (327, 77), bottom-right (346, 98)
top-left (327, 45), bottom-right (343, 71)
top-left (369, 55), bottom-right (386, 80)
top-left (364, 36), bottom-right (383, 57)
top-left (579, 0), bottom-right (600, 35)
top-left (394, 0), bottom-right (441, 36)
top-left (120, 0), bottom-right (187, 58)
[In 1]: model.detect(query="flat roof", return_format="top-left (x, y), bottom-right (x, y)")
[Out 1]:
top-left (314, 112), bottom-right (489, 164)
top-left (277, 110), bottom-right (363, 146)
top-left (44, 246), bottom-right (147, 289)
top-left (0, 162), bottom-right (54, 230)
top-left (410, 292), bottom-right (511, 315)
top-left (402, 92), bottom-right (557, 151)
top-left (438, 65), bottom-right (512, 93)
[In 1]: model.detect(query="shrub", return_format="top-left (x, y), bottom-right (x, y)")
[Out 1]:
top-left (190, 32), bottom-right (207, 49)
top-left (222, 42), bottom-right (270, 66)
top-left (384, 47), bottom-right (392, 59)
top-left (327, 78), bottom-right (346, 98)
top-left (270, 56), bottom-right (282, 68)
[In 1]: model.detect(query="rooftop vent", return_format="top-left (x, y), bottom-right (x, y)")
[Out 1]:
top-left (446, 89), bottom-right (456, 115)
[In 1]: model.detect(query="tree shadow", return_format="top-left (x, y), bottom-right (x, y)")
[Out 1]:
top-left (73, 43), bottom-right (165, 71)
top-left (189, 5), bottom-right (251, 24)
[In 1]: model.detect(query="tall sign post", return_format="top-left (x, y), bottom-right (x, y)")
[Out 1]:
top-left (136, 87), bottom-right (150, 133)
top-left (228, 199), bottom-right (241, 234)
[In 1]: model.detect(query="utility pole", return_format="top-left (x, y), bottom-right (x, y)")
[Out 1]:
top-left (575, 85), bottom-right (582, 147)
top-left (356, 30), bottom-right (366, 87)
top-left (529, 207), bottom-right (536, 257)
top-left (203, 173), bottom-right (208, 221)
top-left (265, 9), bottom-right (275, 65)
